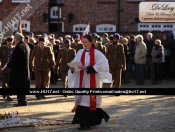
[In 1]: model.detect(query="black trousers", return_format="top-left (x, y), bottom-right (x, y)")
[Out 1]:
top-left (17, 95), bottom-right (27, 104)
top-left (50, 67), bottom-right (58, 83)
top-left (154, 63), bottom-right (162, 82)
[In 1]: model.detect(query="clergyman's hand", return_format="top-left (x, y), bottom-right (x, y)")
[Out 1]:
top-left (70, 67), bottom-right (75, 71)
top-left (78, 66), bottom-right (87, 70)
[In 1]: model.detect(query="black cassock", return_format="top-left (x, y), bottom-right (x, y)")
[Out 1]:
top-left (7, 41), bottom-right (30, 105)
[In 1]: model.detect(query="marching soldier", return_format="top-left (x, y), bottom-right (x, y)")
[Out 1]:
top-left (106, 33), bottom-right (126, 89)
top-left (30, 37), bottom-right (55, 99)
top-left (55, 40), bottom-right (76, 91)
top-left (50, 37), bottom-right (59, 84)
top-left (96, 36), bottom-right (107, 55)
top-left (71, 34), bottom-right (84, 53)
top-left (102, 33), bottom-right (109, 45)
top-left (28, 32), bottom-right (36, 44)
top-left (104, 35), bottom-right (113, 50)
top-left (0, 37), bottom-right (14, 101)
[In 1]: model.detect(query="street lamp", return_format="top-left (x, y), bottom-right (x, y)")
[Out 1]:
top-left (57, 0), bottom-right (64, 35)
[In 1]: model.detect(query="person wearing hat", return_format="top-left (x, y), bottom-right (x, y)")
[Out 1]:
top-left (49, 37), bottom-right (60, 84)
top-left (28, 32), bottom-right (36, 44)
top-left (96, 36), bottom-right (107, 55)
top-left (92, 33), bottom-right (98, 44)
top-left (0, 37), bottom-right (14, 101)
top-left (7, 32), bottom-right (31, 106)
top-left (55, 39), bottom-right (76, 93)
top-left (102, 33), bottom-right (109, 45)
top-left (104, 35), bottom-right (113, 50)
top-left (71, 34), bottom-right (84, 53)
top-left (106, 33), bottom-right (126, 89)
top-left (30, 37), bottom-right (55, 99)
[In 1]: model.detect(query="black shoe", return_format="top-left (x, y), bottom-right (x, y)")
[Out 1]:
top-left (36, 95), bottom-right (41, 100)
top-left (64, 95), bottom-right (67, 98)
top-left (2, 95), bottom-right (6, 99)
top-left (78, 126), bottom-right (90, 130)
top-left (41, 95), bottom-right (46, 99)
top-left (7, 97), bottom-right (13, 101)
top-left (13, 103), bottom-right (28, 107)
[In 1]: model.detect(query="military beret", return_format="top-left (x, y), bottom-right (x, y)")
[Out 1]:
top-left (28, 32), bottom-right (34, 35)
top-left (97, 36), bottom-right (102, 41)
top-left (103, 33), bottom-right (108, 37)
top-left (109, 35), bottom-right (113, 40)
top-left (39, 37), bottom-right (45, 42)
top-left (92, 33), bottom-right (98, 38)
top-left (73, 34), bottom-right (80, 39)
top-left (15, 32), bottom-right (24, 38)
top-left (42, 33), bottom-right (48, 37)
top-left (113, 33), bottom-right (120, 40)
top-left (6, 37), bottom-right (13, 41)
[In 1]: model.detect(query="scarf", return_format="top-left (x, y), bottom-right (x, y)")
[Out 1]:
top-left (71, 47), bottom-right (96, 112)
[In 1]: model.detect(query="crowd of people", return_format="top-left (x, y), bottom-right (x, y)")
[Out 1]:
top-left (0, 31), bottom-right (175, 98)
top-left (0, 31), bottom-right (175, 130)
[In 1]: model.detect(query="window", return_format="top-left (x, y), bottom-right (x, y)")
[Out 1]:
top-left (12, 0), bottom-right (30, 3)
top-left (50, 7), bottom-right (61, 19)
top-left (0, 0), bottom-right (2, 2)
top-left (96, 24), bottom-right (116, 32)
top-left (12, 20), bottom-right (30, 32)
top-left (73, 24), bottom-right (87, 32)
top-left (138, 23), bottom-right (174, 32)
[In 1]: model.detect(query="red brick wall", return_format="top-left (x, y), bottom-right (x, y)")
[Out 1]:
top-left (62, 0), bottom-right (119, 32)
top-left (0, 0), bottom-right (48, 34)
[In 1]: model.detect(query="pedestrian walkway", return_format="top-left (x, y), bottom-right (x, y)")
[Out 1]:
top-left (0, 79), bottom-right (175, 131)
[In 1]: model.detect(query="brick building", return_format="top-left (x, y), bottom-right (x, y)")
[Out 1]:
top-left (0, 0), bottom-right (174, 38)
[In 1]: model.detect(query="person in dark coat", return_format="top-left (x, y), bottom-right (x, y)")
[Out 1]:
top-left (7, 32), bottom-right (31, 107)
top-left (24, 36), bottom-right (35, 80)
top-left (50, 37), bottom-right (59, 84)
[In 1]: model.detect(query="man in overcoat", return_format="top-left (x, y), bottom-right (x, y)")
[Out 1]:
top-left (7, 33), bottom-right (31, 106)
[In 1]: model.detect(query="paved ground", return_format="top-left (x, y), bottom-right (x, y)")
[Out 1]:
top-left (0, 78), bottom-right (175, 132)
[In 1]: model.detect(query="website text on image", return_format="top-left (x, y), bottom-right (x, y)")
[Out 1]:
top-left (139, 1), bottom-right (175, 39)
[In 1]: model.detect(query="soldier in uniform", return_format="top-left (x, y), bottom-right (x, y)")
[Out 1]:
top-left (28, 32), bottom-right (36, 44)
top-left (106, 33), bottom-right (126, 88)
top-left (50, 37), bottom-right (59, 84)
top-left (71, 34), bottom-right (84, 53)
top-left (55, 40), bottom-right (76, 90)
top-left (30, 37), bottom-right (55, 99)
top-left (104, 35), bottom-right (113, 50)
top-left (92, 33), bottom-right (98, 46)
top-left (42, 33), bottom-right (55, 88)
top-left (96, 36), bottom-right (107, 55)
top-left (102, 33), bottom-right (109, 45)
top-left (0, 37), bottom-right (14, 101)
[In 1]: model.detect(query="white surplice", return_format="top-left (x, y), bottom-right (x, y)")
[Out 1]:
top-left (68, 49), bottom-right (112, 108)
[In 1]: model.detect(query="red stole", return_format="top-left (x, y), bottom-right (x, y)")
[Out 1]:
top-left (71, 47), bottom-right (96, 112)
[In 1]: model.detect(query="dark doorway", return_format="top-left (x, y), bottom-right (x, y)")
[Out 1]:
top-left (49, 23), bottom-right (62, 32)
